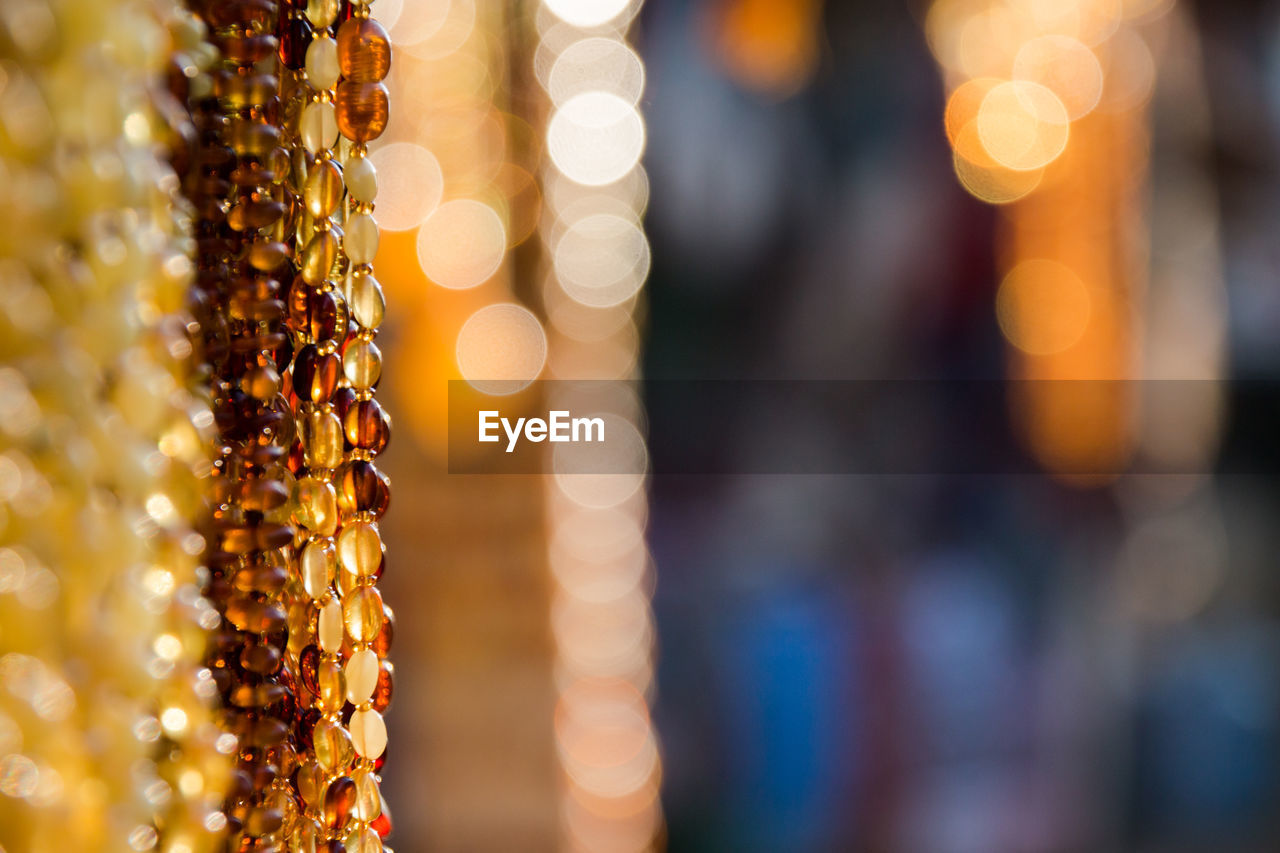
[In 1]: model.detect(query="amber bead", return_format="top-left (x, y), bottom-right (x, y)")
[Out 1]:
top-left (313, 718), bottom-right (355, 772)
top-left (232, 561), bottom-right (289, 593)
top-left (335, 81), bottom-right (389, 143)
top-left (242, 478), bottom-right (290, 512)
top-left (349, 272), bottom-right (384, 329)
top-left (306, 0), bottom-right (340, 27)
top-left (215, 33), bottom-right (278, 65)
top-left (346, 825), bottom-right (382, 853)
top-left (324, 775), bottom-right (357, 829)
top-left (348, 708), bottom-right (387, 759)
top-left (372, 603), bottom-right (394, 656)
top-left (242, 364), bottom-right (282, 400)
top-left (345, 155), bottom-right (377, 205)
top-left (301, 539), bottom-right (336, 599)
top-left (344, 648), bottom-right (378, 705)
top-left (372, 659), bottom-right (393, 712)
top-left (248, 240), bottom-right (291, 272)
top-left (228, 119), bottom-right (281, 157)
top-left (303, 408), bottom-right (345, 469)
top-left (299, 643), bottom-right (322, 695)
top-left (319, 597), bottom-right (344, 653)
top-left (226, 595), bottom-right (288, 635)
top-left (301, 229), bottom-right (339, 285)
top-left (217, 72), bottom-right (279, 109)
top-left (241, 641), bottom-right (283, 675)
top-left (352, 768), bottom-right (381, 821)
top-left (342, 586), bottom-right (384, 644)
top-left (342, 338), bottom-right (381, 389)
top-left (295, 759), bottom-right (327, 808)
top-left (337, 460), bottom-right (390, 516)
top-left (336, 18), bottom-right (391, 82)
top-left (293, 345), bottom-right (341, 402)
top-left (228, 199), bottom-right (286, 231)
top-left (317, 657), bottom-right (346, 712)
top-left (306, 158), bottom-right (345, 219)
top-left (337, 521), bottom-right (381, 579)
top-left (302, 100), bottom-right (339, 153)
top-left (280, 15), bottom-right (314, 70)
top-left (344, 398), bottom-right (390, 452)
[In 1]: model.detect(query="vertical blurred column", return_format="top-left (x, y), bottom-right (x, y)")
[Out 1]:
top-left (530, 2), bottom-right (662, 852)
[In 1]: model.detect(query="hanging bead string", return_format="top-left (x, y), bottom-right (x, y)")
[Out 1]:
top-left (279, 0), bottom-right (394, 849)
top-left (183, 0), bottom-right (308, 848)
top-left (0, 0), bottom-right (230, 849)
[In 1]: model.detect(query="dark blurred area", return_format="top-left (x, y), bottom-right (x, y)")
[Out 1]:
top-left (640, 1), bottom-right (1280, 851)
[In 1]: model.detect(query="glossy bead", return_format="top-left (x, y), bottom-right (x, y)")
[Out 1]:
top-left (336, 18), bottom-right (392, 82)
top-left (225, 595), bottom-right (287, 635)
top-left (342, 339), bottom-right (381, 388)
top-left (373, 604), bottom-right (394, 656)
top-left (293, 476), bottom-right (338, 536)
top-left (305, 158), bottom-right (344, 219)
top-left (299, 643), bottom-right (322, 694)
top-left (372, 660), bottom-right (393, 713)
top-left (344, 155), bottom-right (377, 204)
top-left (337, 521), bottom-right (382, 579)
top-left (344, 648), bottom-right (379, 705)
top-left (313, 718), bottom-right (355, 772)
top-left (337, 460), bottom-right (390, 516)
top-left (295, 759), bottom-right (327, 808)
top-left (301, 230), bottom-right (339, 285)
top-left (349, 272), bottom-right (385, 329)
top-left (344, 397), bottom-right (390, 453)
top-left (301, 539), bottom-right (336, 599)
top-left (342, 585), bottom-right (384, 643)
top-left (352, 768), bottom-right (381, 821)
top-left (318, 597), bottom-right (344, 653)
top-left (293, 345), bottom-right (341, 401)
top-left (306, 0), bottom-right (340, 27)
top-left (297, 288), bottom-right (341, 344)
top-left (279, 16), bottom-right (313, 69)
top-left (303, 409), bottom-right (345, 469)
top-left (345, 826), bottom-right (382, 853)
top-left (317, 657), bottom-right (346, 712)
top-left (335, 81), bottom-right (389, 143)
top-left (348, 708), bottom-right (387, 759)
top-left (323, 775), bottom-right (357, 829)
top-left (305, 35), bottom-right (341, 90)
top-left (242, 364), bottom-right (282, 400)
top-left (301, 100), bottom-right (338, 153)
top-left (344, 213), bottom-right (378, 265)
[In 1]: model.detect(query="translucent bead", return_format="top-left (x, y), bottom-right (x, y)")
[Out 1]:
top-left (324, 775), bottom-right (357, 829)
top-left (349, 272), bottom-right (385, 329)
top-left (349, 708), bottom-right (387, 759)
top-left (345, 825), bottom-right (382, 853)
top-left (343, 338), bottom-right (382, 388)
top-left (301, 229), bottom-right (338, 285)
top-left (335, 81), bottom-right (389, 143)
top-left (279, 16), bottom-right (313, 70)
top-left (301, 539), bottom-right (336, 599)
top-left (296, 760), bottom-right (327, 808)
top-left (306, 0), bottom-right (340, 27)
top-left (300, 643), bottom-right (322, 694)
top-left (305, 35), bottom-right (340, 90)
top-left (294, 344), bottom-right (341, 402)
top-left (374, 603), bottom-right (394, 656)
top-left (241, 364), bottom-right (281, 400)
top-left (305, 158), bottom-right (344, 219)
top-left (338, 460), bottom-right (391, 517)
top-left (303, 408), bottom-right (344, 469)
top-left (344, 155), bottom-right (377, 205)
top-left (343, 586), bottom-right (384, 643)
top-left (373, 659), bottom-right (394, 712)
top-left (313, 718), bottom-right (355, 772)
top-left (318, 597), bottom-right (344, 653)
top-left (344, 397), bottom-right (391, 453)
top-left (337, 521), bottom-right (382, 579)
top-left (352, 767), bottom-right (382, 821)
top-left (345, 648), bottom-right (379, 705)
top-left (317, 657), bottom-right (346, 713)
top-left (293, 476), bottom-right (338, 536)
top-left (301, 100), bottom-right (338, 153)
top-left (345, 213), bottom-right (378, 265)
top-left (336, 18), bottom-right (392, 82)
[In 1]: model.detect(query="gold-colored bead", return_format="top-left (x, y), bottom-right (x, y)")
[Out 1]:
top-left (293, 476), bottom-right (338, 536)
top-left (342, 585), bottom-right (383, 643)
top-left (301, 100), bottom-right (338, 154)
top-left (344, 212), bottom-right (378, 265)
top-left (300, 539), bottom-right (336, 600)
top-left (337, 521), bottom-right (382, 580)
top-left (349, 272), bottom-right (385, 329)
top-left (344, 154), bottom-right (377, 205)
top-left (348, 708), bottom-right (387, 759)
top-left (304, 35), bottom-right (340, 90)
top-left (317, 657), bottom-right (346, 713)
top-left (318, 596), bottom-right (344, 653)
top-left (304, 158), bottom-right (344, 219)
top-left (306, 0), bottom-right (341, 28)
top-left (312, 718), bottom-right (355, 773)
top-left (303, 408), bottom-right (344, 469)
top-left (342, 338), bottom-right (382, 388)
top-left (351, 767), bottom-right (382, 821)
top-left (344, 648), bottom-right (379, 705)
top-left (345, 825), bottom-right (383, 853)
top-left (301, 229), bottom-right (339, 285)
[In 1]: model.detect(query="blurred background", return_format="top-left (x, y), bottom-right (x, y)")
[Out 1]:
top-left (367, 0), bottom-right (1280, 850)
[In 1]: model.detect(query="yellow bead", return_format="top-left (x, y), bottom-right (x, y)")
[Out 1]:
top-left (337, 521), bottom-right (382, 579)
top-left (344, 648), bottom-right (379, 705)
top-left (303, 409), bottom-right (344, 469)
top-left (306, 0), bottom-right (340, 27)
top-left (301, 539), bottom-right (335, 600)
top-left (344, 154), bottom-right (377, 204)
top-left (350, 272), bottom-right (385, 329)
top-left (305, 35), bottom-right (340, 90)
top-left (318, 597), bottom-right (344, 653)
top-left (345, 213), bottom-right (378, 265)
top-left (293, 476), bottom-right (338, 536)
top-left (305, 158), bottom-right (344, 219)
top-left (343, 338), bottom-right (381, 388)
top-left (345, 826), bottom-right (382, 853)
top-left (301, 100), bottom-right (338, 153)
top-left (352, 768), bottom-right (381, 821)
top-left (313, 718), bottom-right (355, 772)
top-left (296, 760), bottom-right (327, 808)
top-left (342, 585), bottom-right (384, 643)
top-left (302, 229), bottom-right (338, 285)
top-left (317, 657), bottom-right (346, 713)
top-left (348, 708), bottom-right (387, 759)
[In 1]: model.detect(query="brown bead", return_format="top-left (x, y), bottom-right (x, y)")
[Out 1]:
top-left (372, 603), bottom-right (394, 656)
top-left (299, 643), bottom-right (322, 695)
top-left (247, 241), bottom-right (291, 272)
top-left (335, 81), bottom-right (389, 143)
top-left (337, 460), bottom-right (390, 517)
top-left (280, 15), bottom-right (314, 69)
top-left (228, 199), bottom-right (286, 231)
top-left (336, 18), bottom-right (391, 82)
top-left (225, 594), bottom-right (288, 634)
top-left (241, 478), bottom-right (290, 512)
top-left (372, 659), bottom-right (393, 712)
top-left (241, 641), bottom-right (283, 675)
top-left (323, 775), bottom-right (357, 829)
top-left (214, 33), bottom-right (279, 65)
top-left (249, 717), bottom-right (291, 748)
top-left (306, 289), bottom-right (341, 343)
top-left (241, 364), bottom-right (282, 400)
top-left (217, 72), bottom-right (280, 109)
top-left (343, 398), bottom-right (390, 453)
top-left (231, 562), bottom-right (289, 594)
top-left (228, 119), bottom-right (281, 158)
top-left (301, 230), bottom-right (339, 285)
top-left (293, 345), bottom-right (341, 402)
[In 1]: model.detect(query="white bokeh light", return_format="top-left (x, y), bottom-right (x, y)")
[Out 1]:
top-left (548, 91), bottom-right (645, 187)
top-left (366, 143), bottom-right (444, 231)
top-left (415, 199), bottom-right (507, 289)
top-left (542, 0), bottom-right (632, 29)
top-left (455, 303), bottom-right (547, 396)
